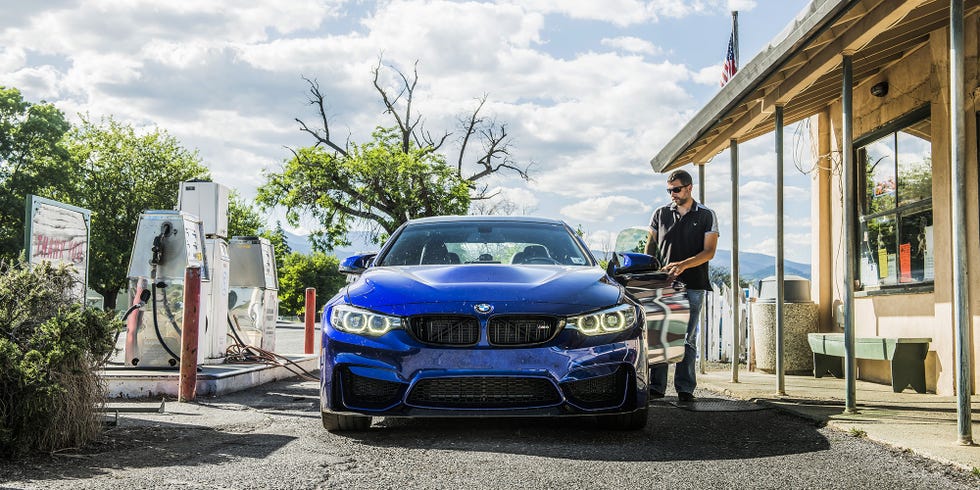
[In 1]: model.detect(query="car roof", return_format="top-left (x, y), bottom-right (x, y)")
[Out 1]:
top-left (405, 215), bottom-right (569, 226)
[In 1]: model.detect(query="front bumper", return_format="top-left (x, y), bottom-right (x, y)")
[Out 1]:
top-left (320, 329), bottom-right (649, 417)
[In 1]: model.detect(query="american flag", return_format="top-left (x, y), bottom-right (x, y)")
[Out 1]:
top-left (721, 30), bottom-right (737, 86)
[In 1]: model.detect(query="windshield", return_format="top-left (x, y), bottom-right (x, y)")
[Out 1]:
top-left (376, 221), bottom-right (593, 267)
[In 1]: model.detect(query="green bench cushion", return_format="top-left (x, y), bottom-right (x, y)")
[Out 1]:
top-left (807, 333), bottom-right (931, 360)
top-left (807, 332), bottom-right (932, 393)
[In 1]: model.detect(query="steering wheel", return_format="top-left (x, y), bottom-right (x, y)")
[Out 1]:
top-left (524, 256), bottom-right (559, 264)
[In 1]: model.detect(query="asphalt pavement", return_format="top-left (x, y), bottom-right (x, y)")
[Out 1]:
top-left (696, 364), bottom-right (980, 474)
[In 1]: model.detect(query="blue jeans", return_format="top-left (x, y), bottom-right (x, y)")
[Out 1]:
top-left (651, 289), bottom-right (705, 395)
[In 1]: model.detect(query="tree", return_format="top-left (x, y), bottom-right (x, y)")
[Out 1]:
top-left (258, 127), bottom-right (469, 250)
top-left (65, 117), bottom-right (209, 309)
top-left (277, 251), bottom-right (346, 316)
top-left (0, 87), bottom-right (72, 262)
top-left (709, 265), bottom-right (750, 289)
top-left (227, 190), bottom-right (265, 238)
top-left (258, 58), bottom-right (533, 250)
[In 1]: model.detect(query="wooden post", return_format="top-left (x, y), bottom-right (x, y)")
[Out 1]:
top-left (304, 287), bottom-right (316, 354)
top-left (178, 266), bottom-right (201, 402)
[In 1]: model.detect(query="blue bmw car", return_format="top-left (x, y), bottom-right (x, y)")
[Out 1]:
top-left (320, 216), bottom-right (689, 431)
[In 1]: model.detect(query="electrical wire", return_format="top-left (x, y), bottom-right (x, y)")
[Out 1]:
top-left (224, 314), bottom-right (319, 382)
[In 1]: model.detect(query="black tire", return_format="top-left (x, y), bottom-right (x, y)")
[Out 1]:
top-left (597, 407), bottom-right (648, 430)
top-left (321, 412), bottom-right (372, 431)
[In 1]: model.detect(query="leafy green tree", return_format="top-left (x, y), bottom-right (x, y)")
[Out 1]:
top-left (258, 59), bottom-right (532, 250)
top-left (709, 265), bottom-right (750, 289)
top-left (259, 127), bottom-right (470, 250)
top-left (227, 190), bottom-right (265, 238)
top-left (277, 251), bottom-right (346, 316)
top-left (0, 87), bottom-right (72, 261)
top-left (65, 117), bottom-right (208, 309)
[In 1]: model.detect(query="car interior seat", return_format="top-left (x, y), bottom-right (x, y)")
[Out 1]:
top-left (522, 245), bottom-right (550, 262)
top-left (420, 240), bottom-right (451, 264)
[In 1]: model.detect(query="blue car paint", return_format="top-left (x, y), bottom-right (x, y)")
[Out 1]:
top-left (320, 217), bottom-right (653, 420)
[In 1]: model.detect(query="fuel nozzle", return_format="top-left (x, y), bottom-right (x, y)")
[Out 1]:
top-left (151, 222), bottom-right (173, 265)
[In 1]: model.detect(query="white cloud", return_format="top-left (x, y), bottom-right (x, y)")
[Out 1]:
top-left (600, 36), bottom-right (662, 56)
top-left (728, 0), bottom-right (758, 11)
top-left (561, 196), bottom-right (651, 223)
top-left (582, 229), bottom-right (616, 254)
top-left (0, 46), bottom-right (25, 73)
top-left (0, 0), bottom-right (812, 263)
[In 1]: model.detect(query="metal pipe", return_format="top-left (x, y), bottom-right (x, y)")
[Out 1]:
top-left (699, 163), bottom-right (708, 375)
top-left (178, 266), bottom-right (201, 403)
top-left (305, 287), bottom-right (317, 355)
top-left (842, 53), bottom-right (857, 414)
top-left (730, 138), bottom-right (741, 383)
top-left (949, 0), bottom-right (974, 446)
top-left (775, 105), bottom-right (786, 396)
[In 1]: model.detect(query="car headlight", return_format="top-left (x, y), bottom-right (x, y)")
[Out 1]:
top-left (330, 304), bottom-right (402, 336)
top-left (566, 304), bottom-right (637, 335)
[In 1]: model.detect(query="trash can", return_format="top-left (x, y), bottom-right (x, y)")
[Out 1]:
top-left (750, 275), bottom-right (817, 374)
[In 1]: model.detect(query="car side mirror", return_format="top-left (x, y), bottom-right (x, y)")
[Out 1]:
top-left (339, 252), bottom-right (377, 275)
top-left (607, 252), bottom-right (661, 276)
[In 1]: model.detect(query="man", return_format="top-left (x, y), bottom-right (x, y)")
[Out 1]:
top-left (644, 168), bottom-right (718, 402)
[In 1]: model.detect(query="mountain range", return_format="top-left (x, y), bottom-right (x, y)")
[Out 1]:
top-left (282, 230), bottom-right (810, 281)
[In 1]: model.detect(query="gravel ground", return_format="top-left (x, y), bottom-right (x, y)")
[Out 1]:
top-left (1, 379), bottom-right (977, 490)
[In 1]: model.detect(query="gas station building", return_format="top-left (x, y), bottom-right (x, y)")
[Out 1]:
top-left (650, 0), bottom-right (979, 396)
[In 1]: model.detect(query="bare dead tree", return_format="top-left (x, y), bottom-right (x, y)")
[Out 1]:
top-left (296, 76), bottom-right (350, 157)
top-left (301, 58), bottom-right (530, 179)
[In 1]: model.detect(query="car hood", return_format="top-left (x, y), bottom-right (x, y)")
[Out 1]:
top-left (344, 265), bottom-right (621, 312)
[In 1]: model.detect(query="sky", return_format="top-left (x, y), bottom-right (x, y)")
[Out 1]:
top-left (0, 0), bottom-right (816, 263)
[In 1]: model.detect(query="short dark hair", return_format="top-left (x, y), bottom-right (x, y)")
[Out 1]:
top-left (666, 169), bottom-right (693, 186)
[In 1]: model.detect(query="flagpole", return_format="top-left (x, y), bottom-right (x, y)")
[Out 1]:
top-left (732, 11), bottom-right (739, 69)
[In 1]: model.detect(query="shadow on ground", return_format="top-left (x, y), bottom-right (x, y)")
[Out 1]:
top-left (337, 400), bottom-right (831, 463)
top-left (0, 418), bottom-right (296, 485)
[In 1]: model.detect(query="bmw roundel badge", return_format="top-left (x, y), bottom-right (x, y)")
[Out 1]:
top-left (474, 303), bottom-right (494, 315)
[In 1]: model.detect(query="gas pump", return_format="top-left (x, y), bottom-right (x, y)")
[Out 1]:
top-left (124, 181), bottom-right (231, 367)
top-left (124, 211), bottom-right (210, 367)
top-left (227, 236), bottom-right (279, 351)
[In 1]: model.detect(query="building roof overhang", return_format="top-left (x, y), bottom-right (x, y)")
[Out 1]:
top-left (650, 0), bottom-right (978, 172)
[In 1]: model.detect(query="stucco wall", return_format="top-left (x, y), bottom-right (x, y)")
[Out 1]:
top-left (815, 18), bottom-right (980, 395)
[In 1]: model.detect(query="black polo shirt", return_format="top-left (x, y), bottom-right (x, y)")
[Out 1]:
top-left (649, 201), bottom-right (719, 291)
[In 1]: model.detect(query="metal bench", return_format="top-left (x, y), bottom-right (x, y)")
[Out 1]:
top-left (807, 333), bottom-right (931, 393)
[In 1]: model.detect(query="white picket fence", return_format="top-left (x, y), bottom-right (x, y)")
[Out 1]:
top-left (700, 283), bottom-right (758, 365)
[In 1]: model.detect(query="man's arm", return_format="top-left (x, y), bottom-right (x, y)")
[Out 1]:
top-left (663, 232), bottom-right (718, 279)
top-left (643, 230), bottom-right (657, 255)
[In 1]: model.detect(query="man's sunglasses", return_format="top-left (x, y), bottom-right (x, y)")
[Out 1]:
top-left (666, 185), bottom-right (690, 194)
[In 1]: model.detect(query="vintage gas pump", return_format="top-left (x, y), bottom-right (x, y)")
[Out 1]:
top-left (124, 181), bottom-right (232, 368)
top-left (124, 210), bottom-right (210, 367)
top-left (227, 236), bottom-right (279, 351)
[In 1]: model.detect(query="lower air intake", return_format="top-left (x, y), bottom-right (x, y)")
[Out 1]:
top-left (406, 377), bottom-right (561, 409)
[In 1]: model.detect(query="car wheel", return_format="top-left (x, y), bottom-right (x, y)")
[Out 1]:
top-left (321, 412), bottom-right (372, 431)
top-left (597, 407), bottom-right (648, 430)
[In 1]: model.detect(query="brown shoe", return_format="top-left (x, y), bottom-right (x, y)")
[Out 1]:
top-left (677, 392), bottom-right (695, 402)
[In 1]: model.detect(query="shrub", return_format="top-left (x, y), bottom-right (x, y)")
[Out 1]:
top-left (0, 260), bottom-right (120, 457)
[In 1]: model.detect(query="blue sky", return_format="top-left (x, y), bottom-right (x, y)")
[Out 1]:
top-left (0, 0), bottom-right (814, 263)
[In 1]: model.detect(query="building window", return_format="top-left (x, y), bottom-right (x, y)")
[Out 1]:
top-left (856, 107), bottom-right (932, 290)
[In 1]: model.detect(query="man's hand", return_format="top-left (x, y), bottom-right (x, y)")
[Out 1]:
top-left (662, 261), bottom-right (687, 280)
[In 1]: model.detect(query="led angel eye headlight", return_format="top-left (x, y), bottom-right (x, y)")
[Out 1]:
top-left (330, 305), bottom-right (401, 336)
top-left (567, 304), bottom-right (637, 335)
